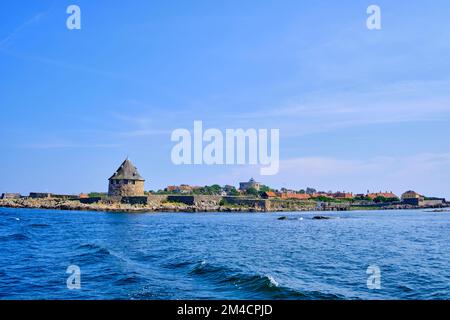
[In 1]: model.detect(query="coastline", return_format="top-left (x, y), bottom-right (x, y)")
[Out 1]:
top-left (1, 198), bottom-right (447, 214)
top-left (0, 198), bottom-right (305, 213)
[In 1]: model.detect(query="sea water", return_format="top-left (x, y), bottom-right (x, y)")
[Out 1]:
top-left (0, 207), bottom-right (449, 299)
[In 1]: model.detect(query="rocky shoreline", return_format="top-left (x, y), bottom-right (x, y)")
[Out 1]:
top-left (1, 198), bottom-right (448, 213)
top-left (0, 198), bottom-right (276, 213)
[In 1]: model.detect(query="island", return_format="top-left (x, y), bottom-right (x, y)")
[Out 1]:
top-left (1, 159), bottom-right (448, 213)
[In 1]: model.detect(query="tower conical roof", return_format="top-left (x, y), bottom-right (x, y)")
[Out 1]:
top-left (109, 159), bottom-right (145, 181)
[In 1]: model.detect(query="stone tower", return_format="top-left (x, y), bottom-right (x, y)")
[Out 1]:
top-left (108, 159), bottom-right (145, 197)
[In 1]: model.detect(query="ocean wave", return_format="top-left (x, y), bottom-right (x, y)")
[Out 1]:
top-left (75, 243), bottom-right (112, 262)
top-left (0, 233), bottom-right (30, 241)
top-left (77, 243), bottom-right (110, 252)
top-left (189, 260), bottom-right (343, 299)
top-left (163, 260), bottom-right (194, 269)
top-left (114, 274), bottom-right (143, 286)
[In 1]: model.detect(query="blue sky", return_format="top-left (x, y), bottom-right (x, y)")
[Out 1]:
top-left (1, 0), bottom-right (450, 198)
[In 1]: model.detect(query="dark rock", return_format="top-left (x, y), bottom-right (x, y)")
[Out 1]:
top-left (313, 216), bottom-right (332, 220)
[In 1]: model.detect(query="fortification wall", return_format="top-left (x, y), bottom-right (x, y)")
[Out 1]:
top-left (193, 195), bottom-right (222, 206)
top-left (121, 196), bottom-right (148, 205)
top-left (223, 196), bottom-right (269, 210)
top-left (108, 180), bottom-right (145, 197)
top-left (79, 197), bottom-right (103, 204)
top-left (147, 195), bottom-right (168, 206)
top-left (266, 199), bottom-right (318, 211)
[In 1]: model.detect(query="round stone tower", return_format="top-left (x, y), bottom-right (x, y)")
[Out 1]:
top-left (108, 159), bottom-right (145, 197)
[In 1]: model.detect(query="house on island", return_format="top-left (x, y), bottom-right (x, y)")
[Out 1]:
top-left (280, 193), bottom-right (311, 200)
top-left (400, 190), bottom-right (445, 207)
top-left (262, 191), bottom-right (277, 199)
top-left (367, 191), bottom-right (399, 200)
top-left (1, 193), bottom-right (21, 200)
top-left (332, 192), bottom-right (354, 200)
top-left (239, 178), bottom-right (261, 191)
top-left (108, 159), bottom-right (145, 197)
top-left (262, 192), bottom-right (312, 200)
top-left (401, 190), bottom-right (423, 205)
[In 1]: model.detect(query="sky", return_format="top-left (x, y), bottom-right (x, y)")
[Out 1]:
top-left (1, 0), bottom-right (450, 198)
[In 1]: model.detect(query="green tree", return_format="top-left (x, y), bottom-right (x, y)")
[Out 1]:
top-left (312, 195), bottom-right (337, 202)
top-left (374, 196), bottom-right (399, 203)
top-left (246, 187), bottom-right (259, 197)
top-left (228, 187), bottom-right (239, 196)
top-left (88, 192), bottom-right (105, 198)
top-left (210, 184), bottom-right (223, 194)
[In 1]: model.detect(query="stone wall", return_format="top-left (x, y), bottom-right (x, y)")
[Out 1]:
top-left (79, 197), bottom-right (103, 204)
top-left (52, 194), bottom-right (79, 200)
top-left (147, 195), bottom-right (169, 206)
top-left (121, 196), bottom-right (148, 205)
top-left (29, 192), bottom-right (52, 199)
top-left (162, 195), bottom-right (270, 210)
top-left (266, 199), bottom-right (319, 211)
top-left (403, 198), bottom-right (420, 206)
top-left (421, 199), bottom-right (445, 207)
top-left (78, 194), bottom-right (343, 212)
top-left (193, 195), bottom-right (222, 207)
top-left (223, 196), bottom-right (269, 210)
top-left (108, 180), bottom-right (145, 197)
top-left (1, 193), bottom-right (21, 199)
top-left (164, 195), bottom-right (223, 206)
top-left (166, 195), bottom-right (196, 205)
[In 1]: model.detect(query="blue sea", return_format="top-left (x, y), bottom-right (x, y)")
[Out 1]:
top-left (0, 207), bottom-right (449, 300)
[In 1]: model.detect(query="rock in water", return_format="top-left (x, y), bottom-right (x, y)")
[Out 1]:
top-left (313, 216), bottom-right (332, 220)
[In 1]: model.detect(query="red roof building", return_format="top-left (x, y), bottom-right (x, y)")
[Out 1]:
top-left (262, 191), bottom-right (277, 199)
top-left (280, 193), bottom-right (311, 200)
top-left (333, 192), bottom-right (354, 199)
top-left (367, 192), bottom-right (398, 199)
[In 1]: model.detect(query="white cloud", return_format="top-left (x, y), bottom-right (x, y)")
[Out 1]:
top-left (0, 11), bottom-right (47, 49)
top-left (232, 80), bottom-right (450, 137)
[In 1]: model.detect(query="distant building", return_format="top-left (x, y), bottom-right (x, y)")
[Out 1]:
top-left (262, 191), bottom-right (277, 199)
top-left (280, 188), bottom-right (296, 194)
top-left (239, 178), bottom-right (261, 191)
top-left (52, 194), bottom-right (78, 200)
top-left (108, 159), bottom-right (145, 197)
top-left (401, 191), bottom-right (424, 206)
top-left (29, 193), bottom-right (79, 200)
top-left (1, 193), bottom-right (21, 199)
top-left (421, 198), bottom-right (446, 207)
top-left (401, 190), bottom-right (422, 200)
top-left (311, 192), bottom-right (331, 198)
top-left (280, 193), bottom-right (310, 200)
top-left (29, 192), bottom-right (52, 199)
top-left (367, 191), bottom-right (399, 200)
top-left (333, 192), bottom-right (354, 199)
top-left (401, 191), bottom-right (445, 207)
top-left (166, 185), bottom-right (201, 194)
